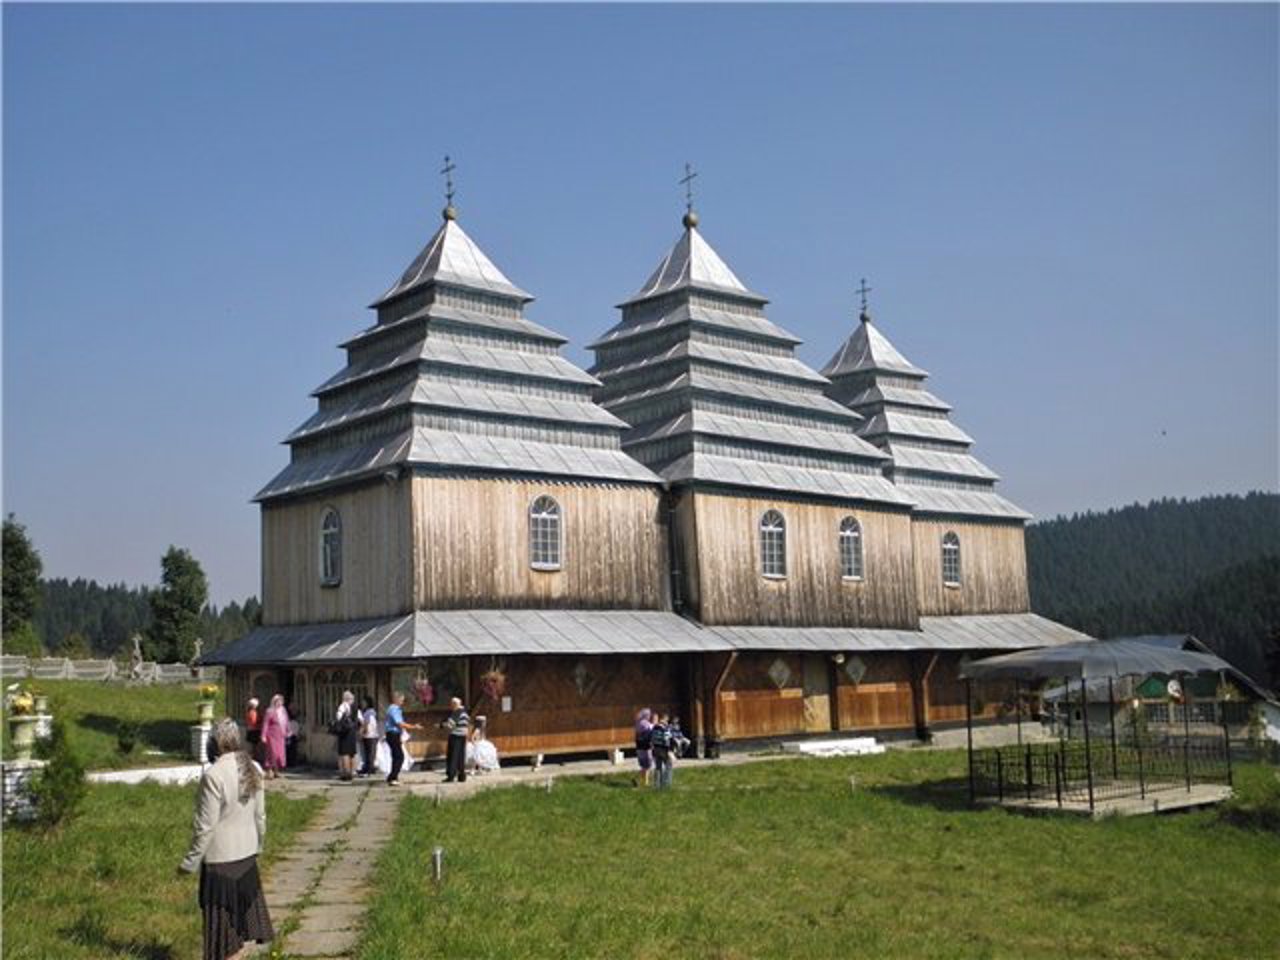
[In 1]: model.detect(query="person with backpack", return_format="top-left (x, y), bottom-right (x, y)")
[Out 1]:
top-left (650, 712), bottom-right (674, 790)
top-left (634, 708), bottom-right (654, 787)
top-left (331, 691), bottom-right (358, 782)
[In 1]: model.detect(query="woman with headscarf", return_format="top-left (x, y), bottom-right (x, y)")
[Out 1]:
top-left (333, 690), bottom-right (359, 782)
top-left (243, 697), bottom-right (262, 761)
top-left (179, 717), bottom-right (273, 960)
top-left (260, 694), bottom-right (289, 779)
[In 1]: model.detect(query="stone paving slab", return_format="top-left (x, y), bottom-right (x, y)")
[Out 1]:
top-left (286, 928), bottom-right (360, 957)
top-left (297, 903), bottom-right (367, 932)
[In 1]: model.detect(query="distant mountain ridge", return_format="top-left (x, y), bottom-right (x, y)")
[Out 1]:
top-left (1027, 492), bottom-right (1280, 684)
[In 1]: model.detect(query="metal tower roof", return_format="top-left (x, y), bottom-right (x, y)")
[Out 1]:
top-left (590, 218), bottom-right (910, 508)
top-left (618, 222), bottom-right (768, 307)
top-left (258, 214), bottom-right (658, 502)
top-left (823, 311), bottom-right (1030, 521)
top-left (372, 216), bottom-right (533, 307)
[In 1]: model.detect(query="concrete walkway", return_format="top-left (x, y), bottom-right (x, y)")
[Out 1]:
top-left (257, 782), bottom-right (400, 959)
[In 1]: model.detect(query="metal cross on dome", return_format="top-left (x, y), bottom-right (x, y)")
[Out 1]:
top-left (441, 155), bottom-right (457, 207)
top-left (679, 162), bottom-right (698, 213)
top-left (857, 278), bottom-right (872, 316)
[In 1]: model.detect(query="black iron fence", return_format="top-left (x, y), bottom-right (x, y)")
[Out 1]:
top-left (969, 732), bottom-right (1233, 811)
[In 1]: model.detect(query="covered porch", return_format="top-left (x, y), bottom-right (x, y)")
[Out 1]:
top-left (960, 638), bottom-right (1238, 817)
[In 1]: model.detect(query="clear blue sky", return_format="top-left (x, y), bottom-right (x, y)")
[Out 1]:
top-left (4, 4), bottom-right (1276, 605)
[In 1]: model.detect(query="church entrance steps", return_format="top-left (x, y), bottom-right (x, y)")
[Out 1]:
top-left (781, 736), bottom-right (886, 757)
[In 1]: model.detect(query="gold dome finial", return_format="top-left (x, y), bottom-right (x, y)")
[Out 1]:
top-left (443, 205), bottom-right (458, 221)
top-left (679, 162), bottom-right (699, 229)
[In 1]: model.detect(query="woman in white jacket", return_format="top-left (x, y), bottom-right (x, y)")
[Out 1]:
top-left (179, 718), bottom-right (273, 960)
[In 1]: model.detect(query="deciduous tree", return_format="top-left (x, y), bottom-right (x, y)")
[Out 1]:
top-left (147, 547), bottom-right (208, 663)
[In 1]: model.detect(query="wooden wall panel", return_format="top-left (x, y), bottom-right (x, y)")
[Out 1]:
top-left (834, 653), bottom-right (916, 731)
top-left (912, 518), bottom-right (1029, 617)
top-left (262, 480), bottom-right (413, 625)
top-left (927, 653), bottom-right (1017, 724)
top-left (689, 493), bottom-right (918, 628)
top-left (717, 653), bottom-right (809, 739)
top-left (411, 477), bottom-right (667, 610)
top-left (462, 654), bottom-right (682, 758)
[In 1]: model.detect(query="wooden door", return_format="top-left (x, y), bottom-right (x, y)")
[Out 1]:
top-left (802, 654), bottom-right (832, 734)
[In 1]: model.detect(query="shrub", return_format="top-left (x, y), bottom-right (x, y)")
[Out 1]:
top-left (115, 719), bottom-right (141, 755)
top-left (30, 716), bottom-right (88, 829)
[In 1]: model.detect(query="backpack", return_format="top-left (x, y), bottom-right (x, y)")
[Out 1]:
top-left (328, 709), bottom-right (354, 737)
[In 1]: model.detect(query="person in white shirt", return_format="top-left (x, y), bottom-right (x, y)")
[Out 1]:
top-left (357, 695), bottom-right (379, 778)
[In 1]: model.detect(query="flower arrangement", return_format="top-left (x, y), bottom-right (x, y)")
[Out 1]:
top-left (480, 668), bottom-right (507, 702)
top-left (199, 683), bottom-right (220, 701)
top-left (6, 682), bottom-right (35, 716)
top-left (412, 677), bottom-right (435, 707)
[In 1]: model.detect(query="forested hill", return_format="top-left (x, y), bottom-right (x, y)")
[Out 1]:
top-left (34, 578), bottom-right (259, 659)
top-left (1027, 492), bottom-right (1280, 684)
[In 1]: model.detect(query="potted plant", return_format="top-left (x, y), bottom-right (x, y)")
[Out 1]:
top-left (197, 683), bottom-right (219, 724)
top-left (6, 683), bottom-right (39, 762)
top-left (411, 677), bottom-right (435, 708)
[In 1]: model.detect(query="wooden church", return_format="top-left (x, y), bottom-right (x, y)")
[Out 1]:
top-left (207, 176), bottom-right (1087, 765)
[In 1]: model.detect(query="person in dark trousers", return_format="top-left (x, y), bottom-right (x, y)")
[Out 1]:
top-left (383, 691), bottom-right (421, 787)
top-left (650, 713), bottom-right (674, 790)
top-left (357, 695), bottom-right (379, 778)
top-left (442, 696), bottom-right (470, 783)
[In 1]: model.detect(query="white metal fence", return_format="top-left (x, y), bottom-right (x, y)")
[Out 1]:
top-left (0, 655), bottom-right (223, 684)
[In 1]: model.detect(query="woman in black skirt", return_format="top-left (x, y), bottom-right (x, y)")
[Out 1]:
top-left (180, 717), bottom-right (273, 960)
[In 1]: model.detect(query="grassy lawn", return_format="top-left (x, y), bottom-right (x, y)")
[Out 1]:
top-left (2, 679), bottom-right (227, 770)
top-left (3, 783), bottom-right (322, 960)
top-left (359, 750), bottom-right (1280, 960)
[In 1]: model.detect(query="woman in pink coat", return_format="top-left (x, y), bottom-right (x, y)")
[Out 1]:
top-left (261, 694), bottom-right (289, 778)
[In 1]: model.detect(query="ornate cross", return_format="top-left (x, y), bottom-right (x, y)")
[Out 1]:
top-left (857, 277), bottom-right (872, 316)
top-left (679, 162), bottom-right (698, 213)
top-left (441, 155), bottom-right (457, 207)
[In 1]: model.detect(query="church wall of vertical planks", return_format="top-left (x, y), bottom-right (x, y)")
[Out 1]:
top-left (206, 180), bottom-right (1089, 763)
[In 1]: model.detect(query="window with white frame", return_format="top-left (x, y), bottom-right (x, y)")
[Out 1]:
top-left (942, 532), bottom-right (962, 586)
top-left (320, 508), bottom-right (342, 586)
top-left (529, 495), bottom-right (562, 570)
top-left (760, 509), bottom-right (787, 578)
top-left (839, 516), bottom-right (864, 580)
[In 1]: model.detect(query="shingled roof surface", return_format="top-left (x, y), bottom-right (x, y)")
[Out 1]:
top-left (589, 216), bottom-right (910, 507)
top-left (257, 213), bottom-right (658, 501)
top-left (822, 313), bottom-right (1030, 521)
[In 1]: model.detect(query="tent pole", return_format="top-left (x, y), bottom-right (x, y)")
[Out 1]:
top-left (1081, 677), bottom-right (1095, 812)
top-left (966, 678), bottom-right (974, 804)
top-left (1220, 671), bottom-right (1233, 788)
top-left (1108, 677), bottom-right (1118, 780)
top-left (1182, 673), bottom-right (1192, 793)
top-left (1015, 678), bottom-right (1023, 746)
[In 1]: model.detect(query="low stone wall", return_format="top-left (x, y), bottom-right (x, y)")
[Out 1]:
top-left (2, 760), bottom-right (45, 822)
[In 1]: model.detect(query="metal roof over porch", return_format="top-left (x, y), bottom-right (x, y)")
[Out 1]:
top-left (202, 611), bottom-right (1090, 666)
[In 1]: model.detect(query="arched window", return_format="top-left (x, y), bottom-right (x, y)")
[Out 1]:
top-left (529, 495), bottom-right (562, 570)
top-left (760, 510), bottom-right (787, 578)
top-left (839, 516), bottom-right (864, 580)
top-left (320, 508), bottom-right (342, 586)
top-left (942, 532), bottom-right (961, 587)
